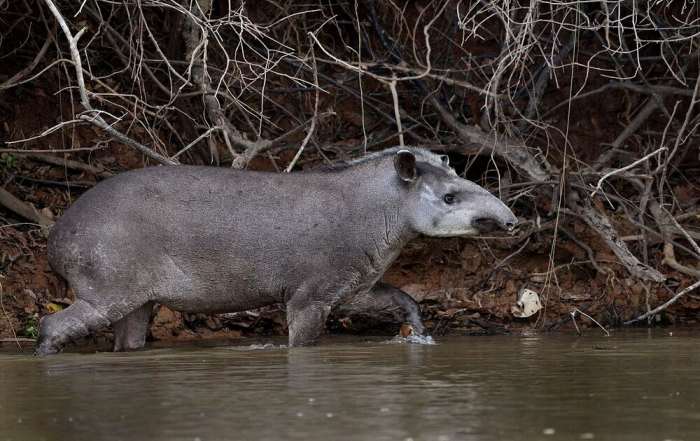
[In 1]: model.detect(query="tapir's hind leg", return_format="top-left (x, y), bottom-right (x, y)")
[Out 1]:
top-left (113, 302), bottom-right (154, 352)
top-left (36, 299), bottom-right (112, 356)
top-left (334, 283), bottom-right (425, 335)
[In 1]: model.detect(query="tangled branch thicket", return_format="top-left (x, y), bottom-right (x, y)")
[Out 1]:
top-left (1, 0), bottom-right (700, 333)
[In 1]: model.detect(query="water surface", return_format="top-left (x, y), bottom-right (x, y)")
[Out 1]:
top-left (1, 330), bottom-right (699, 441)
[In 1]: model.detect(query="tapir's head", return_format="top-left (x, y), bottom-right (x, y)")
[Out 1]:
top-left (393, 148), bottom-right (518, 237)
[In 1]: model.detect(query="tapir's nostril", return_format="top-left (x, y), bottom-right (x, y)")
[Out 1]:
top-left (504, 218), bottom-right (519, 231)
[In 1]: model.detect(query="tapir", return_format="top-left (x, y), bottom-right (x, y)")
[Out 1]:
top-left (36, 147), bottom-right (517, 355)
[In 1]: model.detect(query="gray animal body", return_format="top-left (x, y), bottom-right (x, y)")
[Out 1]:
top-left (37, 147), bottom-right (517, 355)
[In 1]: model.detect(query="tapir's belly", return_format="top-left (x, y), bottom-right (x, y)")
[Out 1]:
top-left (158, 283), bottom-right (281, 314)
top-left (144, 253), bottom-right (285, 314)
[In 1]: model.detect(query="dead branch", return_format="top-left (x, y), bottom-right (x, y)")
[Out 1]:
top-left (625, 279), bottom-right (700, 325)
top-left (80, 115), bottom-right (177, 166)
top-left (590, 147), bottom-right (668, 198)
top-left (558, 226), bottom-right (609, 275)
top-left (592, 98), bottom-right (662, 171)
top-left (567, 201), bottom-right (666, 283)
top-left (0, 23), bottom-right (55, 91)
top-left (16, 152), bottom-right (113, 178)
top-left (388, 76), bottom-right (404, 147)
top-left (614, 81), bottom-right (698, 97)
top-left (12, 175), bottom-right (94, 189)
top-left (649, 200), bottom-right (700, 278)
top-left (182, 0), bottom-right (275, 167)
top-left (428, 95), bottom-right (552, 182)
top-left (0, 187), bottom-right (53, 227)
top-left (522, 38), bottom-right (577, 126)
top-left (0, 146), bottom-right (106, 154)
top-left (43, 0), bottom-right (177, 166)
top-left (661, 243), bottom-right (700, 279)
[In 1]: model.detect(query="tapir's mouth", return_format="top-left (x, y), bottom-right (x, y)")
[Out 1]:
top-left (427, 227), bottom-right (480, 237)
top-left (472, 217), bottom-right (518, 233)
top-left (471, 218), bottom-right (503, 233)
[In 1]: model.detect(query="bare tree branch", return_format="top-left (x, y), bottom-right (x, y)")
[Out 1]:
top-left (43, 0), bottom-right (177, 166)
top-left (0, 187), bottom-right (53, 228)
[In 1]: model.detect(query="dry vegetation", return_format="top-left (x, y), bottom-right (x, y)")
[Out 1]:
top-left (1, 0), bottom-right (700, 346)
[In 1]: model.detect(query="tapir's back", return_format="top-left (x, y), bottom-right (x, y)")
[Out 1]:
top-left (47, 165), bottom-right (361, 307)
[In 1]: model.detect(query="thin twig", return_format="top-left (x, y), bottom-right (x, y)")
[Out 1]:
top-left (388, 76), bottom-right (404, 147)
top-left (285, 42), bottom-right (320, 173)
top-left (79, 114), bottom-right (177, 165)
top-left (592, 98), bottom-right (662, 171)
top-left (170, 127), bottom-right (221, 161)
top-left (625, 279), bottom-right (700, 324)
top-left (572, 308), bottom-right (610, 336)
top-left (590, 147), bottom-right (667, 197)
top-left (0, 22), bottom-right (55, 90)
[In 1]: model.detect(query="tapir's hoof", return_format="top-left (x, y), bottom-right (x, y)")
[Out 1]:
top-left (35, 342), bottom-right (60, 357)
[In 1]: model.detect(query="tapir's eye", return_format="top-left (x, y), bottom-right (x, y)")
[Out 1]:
top-left (443, 193), bottom-right (456, 204)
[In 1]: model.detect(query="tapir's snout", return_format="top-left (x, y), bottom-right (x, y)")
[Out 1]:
top-left (500, 210), bottom-right (519, 232)
top-left (471, 194), bottom-right (518, 233)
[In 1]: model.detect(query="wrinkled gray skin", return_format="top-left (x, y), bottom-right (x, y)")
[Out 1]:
top-left (37, 147), bottom-right (517, 355)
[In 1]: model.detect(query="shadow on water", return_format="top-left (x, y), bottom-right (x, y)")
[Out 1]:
top-left (2, 330), bottom-right (700, 441)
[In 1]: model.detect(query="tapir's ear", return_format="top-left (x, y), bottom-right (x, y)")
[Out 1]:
top-left (394, 150), bottom-right (417, 182)
top-left (440, 155), bottom-right (450, 167)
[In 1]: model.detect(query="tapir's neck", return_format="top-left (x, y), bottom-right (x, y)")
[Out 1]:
top-left (333, 159), bottom-right (419, 271)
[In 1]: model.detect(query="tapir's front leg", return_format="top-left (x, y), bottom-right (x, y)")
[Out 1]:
top-left (286, 296), bottom-right (332, 347)
top-left (334, 282), bottom-right (425, 335)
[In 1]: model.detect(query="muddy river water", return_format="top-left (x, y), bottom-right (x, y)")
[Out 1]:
top-left (1, 330), bottom-right (699, 441)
